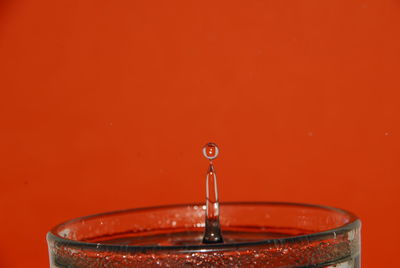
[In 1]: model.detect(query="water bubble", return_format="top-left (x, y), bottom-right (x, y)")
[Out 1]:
top-left (202, 143), bottom-right (219, 160)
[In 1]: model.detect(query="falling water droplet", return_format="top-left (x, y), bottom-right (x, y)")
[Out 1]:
top-left (203, 143), bottom-right (219, 160)
top-left (202, 142), bottom-right (224, 244)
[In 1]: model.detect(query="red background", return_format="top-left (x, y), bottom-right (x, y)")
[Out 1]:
top-left (1, 0), bottom-right (399, 267)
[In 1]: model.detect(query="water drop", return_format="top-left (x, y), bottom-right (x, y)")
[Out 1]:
top-left (202, 142), bottom-right (224, 244)
top-left (202, 142), bottom-right (219, 160)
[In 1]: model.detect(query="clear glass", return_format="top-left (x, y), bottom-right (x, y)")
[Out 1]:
top-left (47, 202), bottom-right (361, 267)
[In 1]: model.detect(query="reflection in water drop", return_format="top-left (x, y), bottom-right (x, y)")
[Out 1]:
top-left (202, 143), bottom-right (224, 244)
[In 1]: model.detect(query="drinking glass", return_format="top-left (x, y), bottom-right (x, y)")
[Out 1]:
top-left (47, 202), bottom-right (361, 267)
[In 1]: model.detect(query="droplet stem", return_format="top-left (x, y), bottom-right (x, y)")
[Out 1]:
top-left (202, 143), bottom-right (224, 244)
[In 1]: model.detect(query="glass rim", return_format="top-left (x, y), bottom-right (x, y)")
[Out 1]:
top-left (47, 201), bottom-right (361, 252)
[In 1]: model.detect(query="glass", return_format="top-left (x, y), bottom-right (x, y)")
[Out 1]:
top-left (47, 202), bottom-right (361, 267)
